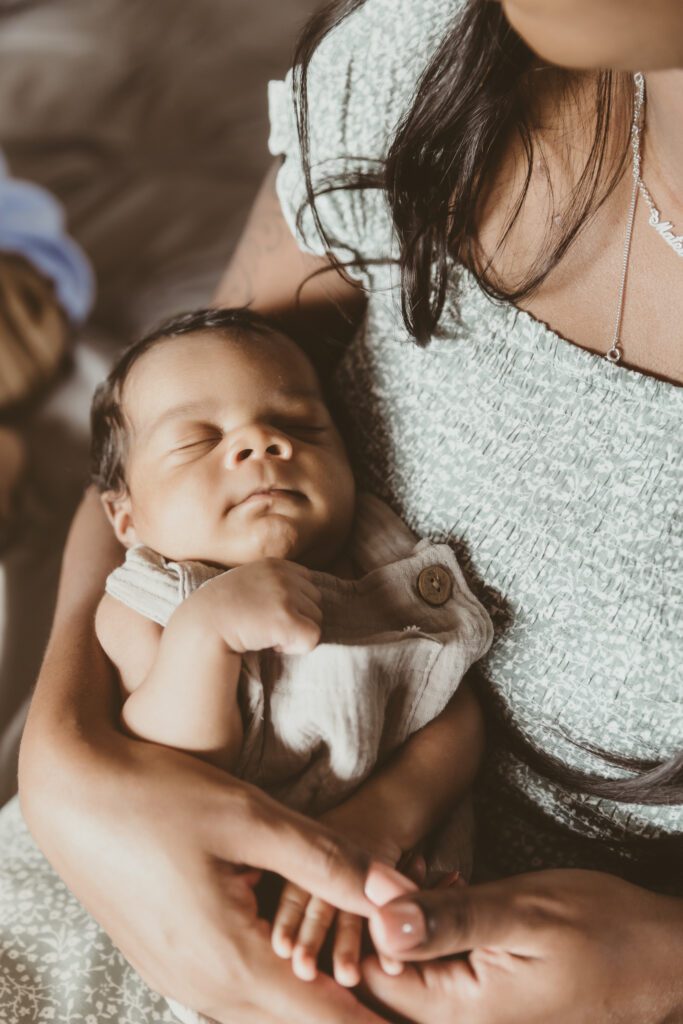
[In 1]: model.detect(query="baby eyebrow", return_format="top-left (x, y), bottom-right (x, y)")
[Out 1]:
top-left (139, 390), bottom-right (325, 440)
top-left (140, 400), bottom-right (214, 440)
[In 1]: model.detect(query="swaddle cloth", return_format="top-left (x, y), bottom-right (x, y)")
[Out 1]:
top-left (106, 493), bottom-right (493, 1024)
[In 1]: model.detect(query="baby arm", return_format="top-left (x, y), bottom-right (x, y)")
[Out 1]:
top-left (95, 559), bottom-right (322, 772)
top-left (273, 677), bottom-right (485, 985)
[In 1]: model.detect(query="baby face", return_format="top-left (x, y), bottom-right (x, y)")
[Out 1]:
top-left (110, 329), bottom-right (356, 569)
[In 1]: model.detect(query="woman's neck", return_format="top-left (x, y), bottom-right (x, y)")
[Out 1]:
top-left (643, 69), bottom-right (683, 212)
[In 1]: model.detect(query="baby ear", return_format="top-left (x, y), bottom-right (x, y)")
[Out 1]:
top-left (100, 489), bottom-right (139, 548)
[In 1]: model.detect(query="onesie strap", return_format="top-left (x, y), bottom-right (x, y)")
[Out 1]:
top-left (105, 545), bottom-right (223, 626)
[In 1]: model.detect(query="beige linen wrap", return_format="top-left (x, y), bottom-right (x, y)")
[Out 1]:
top-left (106, 494), bottom-right (493, 875)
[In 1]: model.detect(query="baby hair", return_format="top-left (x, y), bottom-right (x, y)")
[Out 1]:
top-left (90, 307), bottom-right (289, 496)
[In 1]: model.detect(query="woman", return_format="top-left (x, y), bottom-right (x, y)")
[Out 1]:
top-left (5, 0), bottom-right (682, 1022)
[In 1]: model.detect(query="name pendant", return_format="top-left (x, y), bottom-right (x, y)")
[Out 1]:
top-left (648, 207), bottom-right (683, 257)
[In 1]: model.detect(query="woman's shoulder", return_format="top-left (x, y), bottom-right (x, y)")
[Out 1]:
top-left (303, 0), bottom-right (461, 149)
top-left (268, 0), bottom-right (465, 276)
top-left (270, 0), bottom-right (463, 161)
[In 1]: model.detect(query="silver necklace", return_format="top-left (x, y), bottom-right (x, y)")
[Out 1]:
top-left (606, 73), bottom-right (645, 364)
top-left (606, 72), bottom-right (682, 363)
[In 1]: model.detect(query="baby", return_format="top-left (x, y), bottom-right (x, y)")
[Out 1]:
top-left (92, 307), bottom-right (493, 1001)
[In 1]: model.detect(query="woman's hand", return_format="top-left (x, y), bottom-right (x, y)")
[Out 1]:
top-left (23, 704), bottom-right (406, 1024)
top-left (364, 868), bottom-right (683, 1024)
top-left (38, 733), bottom-right (406, 1023)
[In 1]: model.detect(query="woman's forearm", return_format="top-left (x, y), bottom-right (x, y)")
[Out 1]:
top-left (18, 489), bottom-right (123, 808)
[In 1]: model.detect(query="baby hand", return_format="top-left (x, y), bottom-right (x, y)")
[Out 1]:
top-left (271, 830), bottom-right (465, 987)
top-left (272, 879), bottom-right (364, 988)
top-left (271, 813), bottom-right (408, 987)
top-left (192, 558), bottom-right (322, 655)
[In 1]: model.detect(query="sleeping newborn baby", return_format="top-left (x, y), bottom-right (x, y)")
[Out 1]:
top-left (91, 307), bottom-right (493, 1009)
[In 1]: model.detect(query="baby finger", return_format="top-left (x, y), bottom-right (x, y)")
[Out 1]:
top-left (272, 882), bottom-right (309, 959)
top-left (292, 897), bottom-right (336, 982)
top-left (332, 911), bottom-right (363, 988)
top-left (275, 614), bottom-right (321, 655)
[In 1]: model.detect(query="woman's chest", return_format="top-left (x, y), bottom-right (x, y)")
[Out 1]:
top-left (519, 203), bottom-right (683, 385)
top-left (336, 289), bottom-right (682, 763)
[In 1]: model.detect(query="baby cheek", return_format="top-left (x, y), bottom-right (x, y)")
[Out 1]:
top-left (135, 476), bottom-right (207, 551)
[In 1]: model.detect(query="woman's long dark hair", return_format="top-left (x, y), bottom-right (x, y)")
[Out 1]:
top-left (292, 0), bottom-right (683, 808)
top-left (293, 0), bottom-right (630, 342)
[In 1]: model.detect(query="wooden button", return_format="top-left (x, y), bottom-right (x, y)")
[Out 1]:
top-left (417, 565), bottom-right (453, 606)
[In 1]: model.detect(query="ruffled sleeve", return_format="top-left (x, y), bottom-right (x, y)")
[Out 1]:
top-left (105, 546), bottom-right (223, 627)
top-left (267, 0), bottom-right (460, 289)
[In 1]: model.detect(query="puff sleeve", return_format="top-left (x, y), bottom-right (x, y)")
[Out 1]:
top-left (267, 0), bottom-right (460, 290)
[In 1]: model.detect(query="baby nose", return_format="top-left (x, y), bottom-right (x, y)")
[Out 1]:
top-left (225, 427), bottom-right (293, 468)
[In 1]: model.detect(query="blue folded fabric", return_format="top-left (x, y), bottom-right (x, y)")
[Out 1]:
top-left (0, 152), bottom-right (94, 325)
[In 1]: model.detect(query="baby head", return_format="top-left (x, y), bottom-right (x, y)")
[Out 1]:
top-left (90, 307), bottom-right (356, 570)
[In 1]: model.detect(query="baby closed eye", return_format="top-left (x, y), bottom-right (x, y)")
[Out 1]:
top-left (170, 433), bottom-right (223, 458)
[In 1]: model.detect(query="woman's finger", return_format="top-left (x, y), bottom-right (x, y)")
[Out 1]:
top-left (272, 882), bottom-right (310, 959)
top-left (368, 878), bottom-right (542, 960)
top-left (361, 955), bottom-right (472, 1024)
top-left (292, 897), bottom-right (336, 981)
top-left (332, 911), bottom-right (363, 988)
top-left (214, 785), bottom-right (411, 917)
top-left (399, 851), bottom-right (426, 886)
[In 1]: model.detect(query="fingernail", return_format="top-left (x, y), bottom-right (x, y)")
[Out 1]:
top-left (335, 960), bottom-right (361, 988)
top-left (364, 862), bottom-right (417, 906)
top-left (292, 951), bottom-right (317, 982)
top-left (271, 927), bottom-right (293, 959)
top-left (379, 954), bottom-right (404, 976)
top-left (371, 901), bottom-right (426, 952)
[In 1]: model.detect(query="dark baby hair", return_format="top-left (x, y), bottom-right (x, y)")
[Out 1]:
top-left (90, 307), bottom-right (290, 496)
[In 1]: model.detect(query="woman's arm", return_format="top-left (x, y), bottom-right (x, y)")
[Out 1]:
top-left (18, 490), bottom-right (404, 1023)
top-left (14, 164), bottom-right (389, 1022)
top-left (214, 161), bottom-right (366, 345)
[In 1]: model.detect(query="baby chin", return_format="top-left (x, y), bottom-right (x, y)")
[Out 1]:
top-left (227, 510), bottom-right (309, 564)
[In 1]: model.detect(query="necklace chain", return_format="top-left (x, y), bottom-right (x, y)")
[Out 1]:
top-left (606, 72), bottom-right (645, 364)
top-left (606, 72), bottom-right (683, 364)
